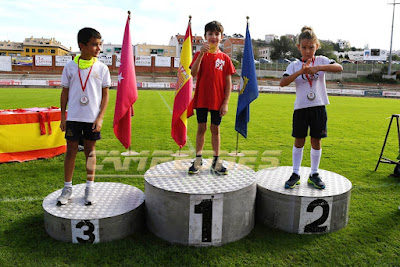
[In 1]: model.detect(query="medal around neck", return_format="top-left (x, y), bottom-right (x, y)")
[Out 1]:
top-left (307, 92), bottom-right (315, 100)
top-left (80, 95), bottom-right (89, 105)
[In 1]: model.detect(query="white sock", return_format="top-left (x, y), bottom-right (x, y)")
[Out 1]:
top-left (64, 181), bottom-right (72, 188)
top-left (292, 146), bottom-right (304, 175)
top-left (310, 148), bottom-right (322, 175)
top-left (86, 180), bottom-right (94, 188)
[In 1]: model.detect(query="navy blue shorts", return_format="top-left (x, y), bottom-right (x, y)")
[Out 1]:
top-left (292, 106), bottom-right (327, 139)
top-left (196, 108), bottom-right (222, 126)
top-left (65, 121), bottom-right (101, 141)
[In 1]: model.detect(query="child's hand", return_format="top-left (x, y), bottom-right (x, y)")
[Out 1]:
top-left (60, 119), bottom-right (66, 132)
top-left (220, 103), bottom-right (228, 117)
top-left (200, 44), bottom-right (210, 54)
top-left (92, 118), bottom-right (103, 132)
top-left (301, 59), bottom-right (311, 74)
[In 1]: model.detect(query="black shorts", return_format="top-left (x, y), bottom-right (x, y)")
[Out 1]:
top-left (292, 106), bottom-right (327, 138)
top-left (196, 108), bottom-right (222, 126)
top-left (65, 121), bottom-right (101, 141)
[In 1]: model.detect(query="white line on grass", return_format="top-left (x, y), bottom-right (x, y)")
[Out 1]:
top-left (0, 196), bottom-right (43, 202)
top-left (157, 91), bottom-right (195, 151)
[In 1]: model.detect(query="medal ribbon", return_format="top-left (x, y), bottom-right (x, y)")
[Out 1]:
top-left (303, 57), bottom-right (315, 88)
top-left (78, 58), bottom-right (93, 93)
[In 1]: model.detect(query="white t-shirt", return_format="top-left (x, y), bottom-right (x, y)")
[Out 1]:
top-left (283, 56), bottom-right (335, 110)
top-left (61, 60), bottom-right (111, 123)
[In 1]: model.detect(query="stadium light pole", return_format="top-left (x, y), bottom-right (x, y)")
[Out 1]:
top-left (388, 1), bottom-right (400, 75)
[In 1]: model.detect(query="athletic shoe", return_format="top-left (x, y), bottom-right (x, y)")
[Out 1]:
top-left (56, 187), bottom-right (72, 206)
top-left (85, 187), bottom-right (95, 205)
top-left (78, 145), bottom-right (84, 152)
top-left (285, 173), bottom-right (300, 188)
top-left (308, 173), bottom-right (326, 189)
top-left (210, 161), bottom-right (228, 175)
top-left (188, 157), bottom-right (202, 174)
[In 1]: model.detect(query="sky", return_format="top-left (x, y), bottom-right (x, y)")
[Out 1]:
top-left (0, 0), bottom-right (399, 53)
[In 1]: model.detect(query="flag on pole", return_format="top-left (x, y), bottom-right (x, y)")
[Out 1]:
top-left (113, 12), bottom-right (138, 149)
top-left (171, 18), bottom-right (193, 148)
top-left (235, 20), bottom-right (259, 138)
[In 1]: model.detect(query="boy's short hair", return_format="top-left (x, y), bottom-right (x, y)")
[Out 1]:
top-left (77, 27), bottom-right (102, 45)
top-left (204, 21), bottom-right (224, 36)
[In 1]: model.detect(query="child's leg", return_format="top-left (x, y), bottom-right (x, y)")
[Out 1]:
top-left (210, 123), bottom-right (220, 156)
top-left (293, 138), bottom-right (305, 175)
top-left (196, 123), bottom-right (207, 156)
top-left (310, 137), bottom-right (322, 175)
top-left (64, 140), bottom-right (79, 182)
top-left (84, 139), bottom-right (97, 182)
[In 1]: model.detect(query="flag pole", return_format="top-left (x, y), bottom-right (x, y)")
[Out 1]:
top-left (171, 15), bottom-right (192, 158)
top-left (121, 10), bottom-right (139, 156)
top-left (229, 16), bottom-right (250, 158)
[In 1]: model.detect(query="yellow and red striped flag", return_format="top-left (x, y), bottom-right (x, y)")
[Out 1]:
top-left (171, 17), bottom-right (193, 148)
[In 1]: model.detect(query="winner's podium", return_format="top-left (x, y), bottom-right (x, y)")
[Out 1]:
top-left (256, 166), bottom-right (352, 234)
top-left (144, 160), bottom-right (256, 246)
top-left (43, 182), bottom-right (145, 243)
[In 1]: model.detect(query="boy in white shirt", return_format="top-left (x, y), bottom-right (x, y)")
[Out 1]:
top-left (57, 27), bottom-right (111, 205)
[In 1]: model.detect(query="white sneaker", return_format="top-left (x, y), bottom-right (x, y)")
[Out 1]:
top-left (57, 187), bottom-right (72, 206)
top-left (85, 187), bottom-right (95, 205)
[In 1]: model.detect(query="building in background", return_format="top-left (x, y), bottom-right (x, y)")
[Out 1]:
top-left (337, 39), bottom-right (351, 50)
top-left (134, 44), bottom-right (176, 57)
top-left (258, 46), bottom-right (272, 60)
top-left (222, 37), bottom-right (245, 59)
top-left (23, 37), bottom-right (70, 57)
top-left (0, 41), bottom-right (23, 56)
top-left (0, 37), bottom-right (70, 57)
top-left (102, 43), bottom-right (123, 55)
top-left (169, 34), bottom-right (204, 58)
top-left (265, 34), bottom-right (278, 44)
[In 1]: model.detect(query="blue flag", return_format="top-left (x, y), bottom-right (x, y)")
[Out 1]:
top-left (235, 23), bottom-right (259, 138)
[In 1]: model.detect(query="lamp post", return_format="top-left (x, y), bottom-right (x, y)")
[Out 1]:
top-left (388, 1), bottom-right (400, 75)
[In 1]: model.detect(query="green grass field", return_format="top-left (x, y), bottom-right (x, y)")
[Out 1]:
top-left (1, 88), bottom-right (400, 266)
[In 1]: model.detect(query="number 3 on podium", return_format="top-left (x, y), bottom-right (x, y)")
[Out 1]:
top-left (71, 219), bottom-right (100, 243)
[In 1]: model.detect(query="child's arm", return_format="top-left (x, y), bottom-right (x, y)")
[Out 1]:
top-left (309, 63), bottom-right (343, 74)
top-left (92, 87), bottom-right (109, 132)
top-left (220, 74), bottom-right (232, 117)
top-left (190, 44), bottom-right (209, 77)
top-left (280, 59), bottom-right (311, 87)
top-left (60, 87), bottom-right (69, 132)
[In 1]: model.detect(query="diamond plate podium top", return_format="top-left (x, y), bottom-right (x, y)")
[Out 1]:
top-left (257, 166), bottom-right (352, 197)
top-left (43, 182), bottom-right (145, 220)
top-left (145, 159), bottom-right (256, 194)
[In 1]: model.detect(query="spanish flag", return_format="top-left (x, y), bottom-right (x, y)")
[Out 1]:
top-left (171, 18), bottom-right (193, 148)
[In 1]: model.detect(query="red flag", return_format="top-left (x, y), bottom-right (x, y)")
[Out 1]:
top-left (113, 14), bottom-right (138, 149)
top-left (171, 19), bottom-right (193, 148)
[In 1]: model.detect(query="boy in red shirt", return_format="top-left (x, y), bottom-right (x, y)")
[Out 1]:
top-left (189, 21), bottom-right (236, 175)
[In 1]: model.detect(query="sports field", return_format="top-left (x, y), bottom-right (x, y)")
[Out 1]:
top-left (1, 88), bottom-right (400, 266)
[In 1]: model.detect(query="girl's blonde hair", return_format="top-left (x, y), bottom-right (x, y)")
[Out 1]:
top-left (298, 26), bottom-right (320, 45)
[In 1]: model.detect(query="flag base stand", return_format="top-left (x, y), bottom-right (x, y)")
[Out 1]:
top-left (121, 147), bottom-right (139, 156)
top-left (171, 149), bottom-right (189, 157)
top-left (228, 151), bottom-right (245, 157)
top-left (171, 152), bottom-right (189, 157)
top-left (121, 151), bottom-right (139, 156)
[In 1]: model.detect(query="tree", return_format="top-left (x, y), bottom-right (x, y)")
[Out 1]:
top-left (317, 40), bottom-right (337, 61)
top-left (392, 54), bottom-right (400, 61)
top-left (270, 36), bottom-right (298, 60)
top-left (234, 49), bottom-right (244, 63)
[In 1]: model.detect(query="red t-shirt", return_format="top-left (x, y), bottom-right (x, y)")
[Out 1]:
top-left (190, 51), bottom-right (236, 111)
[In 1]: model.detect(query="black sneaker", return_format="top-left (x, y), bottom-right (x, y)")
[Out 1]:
top-left (285, 173), bottom-right (300, 188)
top-left (308, 173), bottom-right (326, 189)
top-left (210, 161), bottom-right (228, 175)
top-left (188, 157), bottom-right (202, 174)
